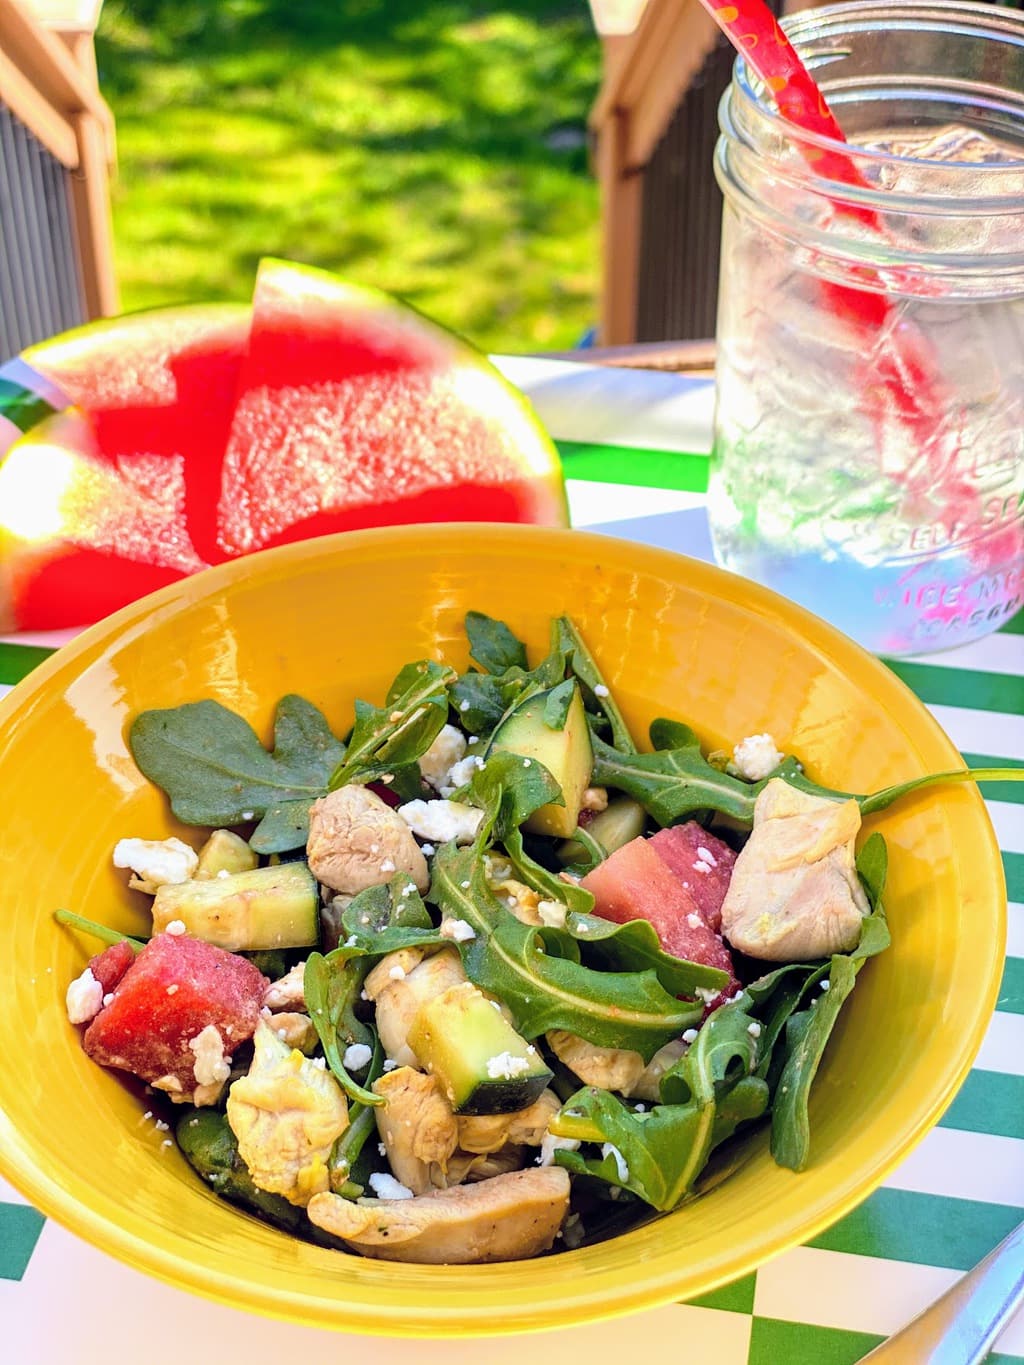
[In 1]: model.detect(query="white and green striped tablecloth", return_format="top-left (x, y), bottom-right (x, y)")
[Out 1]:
top-left (1, 358), bottom-right (1021, 1364)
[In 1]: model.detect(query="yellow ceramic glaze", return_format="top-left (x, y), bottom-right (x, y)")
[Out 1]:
top-left (0, 524), bottom-right (1005, 1336)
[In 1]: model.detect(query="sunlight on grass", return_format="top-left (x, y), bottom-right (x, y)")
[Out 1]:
top-left (96, 1), bottom-right (601, 352)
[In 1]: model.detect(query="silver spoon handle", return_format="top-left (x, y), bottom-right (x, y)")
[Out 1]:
top-left (859, 1220), bottom-right (1024, 1364)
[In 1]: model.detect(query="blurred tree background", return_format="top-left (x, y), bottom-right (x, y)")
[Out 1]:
top-left (94, 0), bottom-right (602, 353)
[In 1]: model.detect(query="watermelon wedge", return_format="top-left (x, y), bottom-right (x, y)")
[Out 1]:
top-left (216, 259), bottom-right (567, 555)
top-left (0, 259), bottom-right (567, 630)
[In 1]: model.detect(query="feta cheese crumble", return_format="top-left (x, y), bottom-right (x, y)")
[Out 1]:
top-left (486, 1051), bottom-right (531, 1080)
top-left (439, 917), bottom-right (476, 942)
top-left (747, 1021), bottom-right (763, 1038)
top-left (418, 724), bottom-right (468, 791)
top-left (368, 1172), bottom-right (414, 1200)
top-left (536, 899), bottom-right (567, 929)
top-left (593, 683), bottom-right (610, 697)
top-left (113, 836), bottom-right (198, 893)
top-left (65, 967), bottom-right (104, 1024)
top-left (537, 1131), bottom-right (581, 1166)
top-left (342, 1042), bottom-right (373, 1071)
top-left (441, 755), bottom-right (486, 795)
top-left (682, 1028), bottom-right (700, 1044)
top-left (731, 733), bottom-right (785, 782)
top-left (189, 1024), bottom-right (231, 1088)
top-left (397, 798), bottom-right (484, 845)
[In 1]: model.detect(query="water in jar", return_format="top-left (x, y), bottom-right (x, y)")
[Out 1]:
top-left (709, 125), bottom-right (1024, 657)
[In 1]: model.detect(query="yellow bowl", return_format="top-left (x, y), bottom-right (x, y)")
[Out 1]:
top-left (0, 523), bottom-right (1005, 1336)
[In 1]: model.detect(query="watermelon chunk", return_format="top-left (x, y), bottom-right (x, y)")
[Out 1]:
top-left (88, 940), bottom-right (136, 996)
top-left (82, 933), bottom-right (267, 1097)
top-left (581, 835), bottom-right (736, 981)
top-left (216, 259), bottom-right (568, 555)
top-left (648, 824), bottom-right (737, 934)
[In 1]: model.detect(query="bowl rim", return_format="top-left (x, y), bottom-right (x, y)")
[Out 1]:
top-left (0, 522), bottom-right (1007, 1336)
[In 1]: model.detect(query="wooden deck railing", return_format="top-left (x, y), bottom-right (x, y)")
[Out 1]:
top-left (0, 0), bottom-right (117, 359)
top-left (589, 0), bottom-right (814, 347)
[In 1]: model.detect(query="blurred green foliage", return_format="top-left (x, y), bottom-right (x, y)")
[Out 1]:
top-left (95, 1), bottom-right (601, 352)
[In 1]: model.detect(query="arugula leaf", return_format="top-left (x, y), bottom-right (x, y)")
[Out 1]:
top-left (54, 909), bottom-right (146, 954)
top-left (129, 695), bottom-right (346, 844)
top-left (769, 836), bottom-right (890, 1170)
top-left (562, 912), bottom-right (730, 998)
top-left (330, 1035), bottom-right (386, 1187)
top-left (328, 660), bottom-right (455, 791)
top-left (303, 952), bottom-right (380, 1107)
top-left (553, 615), bottom-right (637, 754)
top-left (465, 611), bottom-right (529, 674)
top-left (860, 766), bottom-right (1024, 815)
top-left (430, 841), bottom-right (701, 1056)
top-left (590, 729), bottom-right (759, 827)
top-left (499, 823), bottom-right (595, 917)
top-left (469, 749), bottom-right (564, 838)
top-left (556, 823), bottom-right (607, 874)
top-left (542, 679), bottom-right (576, 731)
top-left (552, 1076), bottom-right (766, 1212)
top-left (769, 957), bottom-right (858, 1171)
top-left (250, 799), bottom-right (315, 855)
top-left (448, 671), bottom-right (511, 738)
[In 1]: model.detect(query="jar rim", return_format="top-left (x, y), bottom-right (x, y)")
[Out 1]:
top-left (731, 0), bottom-right (1024, 176)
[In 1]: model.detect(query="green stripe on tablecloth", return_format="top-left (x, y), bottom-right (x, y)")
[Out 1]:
top-left (748, 1319), bottom-right (884, 1365)
top-left (685, 1272), bottom-right (757, 1314)
top-left (1000, 608), bottom-right (1024, 634)
top-left (941, 1070), bottom-right (1024, 1140)
top-left (998, 956), bottom-right (1024, 1014)
top-left (0, 1203), bottom-right (45, 1280)
top-left (962, 754), bottom-right (1024, 805)
top-left (806, 1187), bottom-right (1022, 1271)
top-left (1005, 852), bottom-right (1024, 904)
top-left (0, 377), bottom-right (58, 434)
top-left (555, 439), bottom-right (710, 493)
top-left (0, 642), bottom-right (55, 686)
top-left (885, 659), bottom-right (1023, 714)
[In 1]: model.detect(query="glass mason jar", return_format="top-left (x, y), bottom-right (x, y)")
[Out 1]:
top-left (709, 0), bottom-right (1024, 656)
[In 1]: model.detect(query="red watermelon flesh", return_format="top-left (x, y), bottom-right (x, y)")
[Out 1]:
top-left (88, 940), bottom-right (136, 996)
top-left (25, 305), bottom-right (250, 567)
top-left (580, 835), bottom-right (736, 981)
top-left (5, 260), bottom-right (566, 630)
top-left (82, 933), bottom-right (267, 1096)
top-left (648, 824), bottom-right (737, 934)
top-left (215, 259), bottom-right (567, 555)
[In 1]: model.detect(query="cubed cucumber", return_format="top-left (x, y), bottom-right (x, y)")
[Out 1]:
top-left (407, 982), bottom-right (552, 1114)
top-left (487, 684), bottom-right (593, 839)
top-left (557, 796), bottom-right (647, 864)
top-left (152, 862), bottom-right (318, 951)
top-left (195, 829), bottom-right (258, 879)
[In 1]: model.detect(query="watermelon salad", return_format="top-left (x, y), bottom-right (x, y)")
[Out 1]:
top-left (0, 259), bottom-right (567, 631)
top-left (59, 609), bottom-right (906, 1264)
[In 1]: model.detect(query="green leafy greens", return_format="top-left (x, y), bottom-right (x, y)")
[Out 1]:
top-left (549, 834), bottom-right (891, 1208)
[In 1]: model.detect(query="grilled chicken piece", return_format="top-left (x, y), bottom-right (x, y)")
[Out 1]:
top-left (306, 786), bottom-right (428, 896)
top-left (720, 779), bottom-right (870, 961)
top-left (306, 1167), bottom-right (571, 1263)
top-left (364, 947), bottom-right (467, 1068)
top-left (446, 1145), bottom-right (527, 1184)
top-left (546, 1034), bottom-right (686, 1100)
top-left (226, 1022), bottom-right (348, 1206)
top-left (372, 1067), bottom-right (459, 1194)
top-left (263, 961), bottom-right (307, 1011)
top-left (456, 1089), bottom-right (561, 1154)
